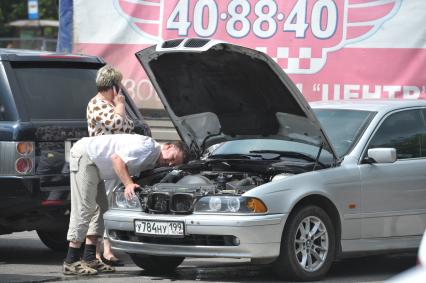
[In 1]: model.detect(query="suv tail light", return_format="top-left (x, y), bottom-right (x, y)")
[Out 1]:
top-left (16, 142), bottom-right (33, 155)
top-left (14, 142), bottom-right (35, 175)
top-left (15, 157), bottom-right (33, 174)
top-left (0, 141), bottom-right (35, 175)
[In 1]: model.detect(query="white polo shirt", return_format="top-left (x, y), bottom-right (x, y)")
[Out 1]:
top-left (83, 134), bottom-right (161, 180)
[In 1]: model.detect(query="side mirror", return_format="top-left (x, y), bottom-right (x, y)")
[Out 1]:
top-left (365, 148), bottom-right (397, 164)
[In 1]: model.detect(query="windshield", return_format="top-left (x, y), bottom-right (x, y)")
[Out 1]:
top-left (11, 63), bottom-right (102, 120)
top-left (313, 108), bottom-right (375, 157)
top-left (209, 139), bottom-right (334, 164)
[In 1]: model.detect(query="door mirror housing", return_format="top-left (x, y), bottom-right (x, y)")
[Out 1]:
top-left (365, 148), bottom-right (397, 164)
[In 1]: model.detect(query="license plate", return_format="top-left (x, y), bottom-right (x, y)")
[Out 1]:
top-left (134, 220), bottom-right (185, 237)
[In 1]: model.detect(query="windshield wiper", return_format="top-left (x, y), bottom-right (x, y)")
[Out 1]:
top-left (208, 153), bottom-right (264, 160)
top-left (249, 150), bottom-right (325, 167)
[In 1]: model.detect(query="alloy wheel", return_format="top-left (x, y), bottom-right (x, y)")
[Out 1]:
top-left (294, 216), bottom-right (329, 272)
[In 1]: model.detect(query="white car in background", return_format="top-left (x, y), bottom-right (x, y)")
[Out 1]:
top-left (388, 230), bottom-right (426, 282)
top-left (418, 230), bottom-right (426, 266)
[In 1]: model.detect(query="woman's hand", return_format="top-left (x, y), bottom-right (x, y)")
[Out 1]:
top-left (113, 93), bottom-right (126, 117)
top-left (113, 93), bottom-right (125, 105)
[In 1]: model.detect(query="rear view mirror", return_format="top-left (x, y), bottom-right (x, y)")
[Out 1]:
top-left (366, 148), bottom-right (397, 164)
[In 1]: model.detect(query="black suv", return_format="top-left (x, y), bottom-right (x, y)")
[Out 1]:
top-left (0, 48), bottom-right (149, 250)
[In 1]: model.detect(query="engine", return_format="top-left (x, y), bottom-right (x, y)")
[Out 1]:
top-left (136, 169), bottom-right (293, 215)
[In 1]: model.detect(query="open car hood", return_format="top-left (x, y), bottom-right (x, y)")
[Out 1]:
top-left (136, 38), bottom-right (336, 159)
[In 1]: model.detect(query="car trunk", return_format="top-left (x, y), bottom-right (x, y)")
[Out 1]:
top-left (7, 60), bottom-right (103, 178)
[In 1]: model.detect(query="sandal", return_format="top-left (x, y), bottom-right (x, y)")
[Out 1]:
top-left (85, 259), bottom-right (116, 273)
top-left (101, 254), bottom-right (125, 267)
top-left (63, 260), bottom-right (98, 276)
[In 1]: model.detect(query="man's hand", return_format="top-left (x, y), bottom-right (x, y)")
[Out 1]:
top-left (111, 153), bottom-right (139, 200)
top-left (124, 182), bottom-right (140, 200)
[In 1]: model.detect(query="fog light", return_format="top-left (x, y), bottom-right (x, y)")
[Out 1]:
top-left (108, 230), bottom-right (117, 239)
top-left (233, 237), bottom-right (240, 246)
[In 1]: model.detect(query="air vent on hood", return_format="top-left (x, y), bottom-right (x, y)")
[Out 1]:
top-left (161, 39), bottom-right (184, 48)
top-left (184, 38), bottom-right (210, 48)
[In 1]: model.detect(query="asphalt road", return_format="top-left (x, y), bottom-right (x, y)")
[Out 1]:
top-left (0, 231), bottom-right (417, 283)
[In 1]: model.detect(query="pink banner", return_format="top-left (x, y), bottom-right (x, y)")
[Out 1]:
top-left (74, 0), bottom-right (426, 109)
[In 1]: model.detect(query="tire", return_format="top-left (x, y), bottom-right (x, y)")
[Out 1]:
top-left (129, 254), bottom-right (184, 274)
top-left (273, 205), bottom-right (336, 281)
top-left (37, 228), bottom-right (68, 252)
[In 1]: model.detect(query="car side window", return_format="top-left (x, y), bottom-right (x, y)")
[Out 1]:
top-left (368, 109), bottom-right (426, 159)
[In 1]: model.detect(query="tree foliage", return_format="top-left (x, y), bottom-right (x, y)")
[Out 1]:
top-left (0, 0), bottom-right (59, 37)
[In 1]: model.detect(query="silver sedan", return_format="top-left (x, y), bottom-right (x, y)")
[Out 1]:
top-left (105, 100), bottom-right (426, 281)
top-left (104, 39), bottom-right (426, 281)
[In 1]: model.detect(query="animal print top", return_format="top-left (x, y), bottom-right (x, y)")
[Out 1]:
top-left (86, 97), bottom-right (134, 137)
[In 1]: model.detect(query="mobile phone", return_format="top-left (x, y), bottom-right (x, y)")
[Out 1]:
top-left (113, 84), bottom-right (120, 94)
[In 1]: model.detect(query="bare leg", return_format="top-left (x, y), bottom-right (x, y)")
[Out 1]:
top-left (96, 239), bottom-right (103, 260)
top-left (69, 241), bottom-right (82, 248)
top-left (86, 235), bottom-right (98, 246)
top-left (103, 239), bottom-right (116, 260)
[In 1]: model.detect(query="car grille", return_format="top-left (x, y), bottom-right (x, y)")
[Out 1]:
top-left (110, 230), bottom-right (238, 246)
top-left (145, 192), bottom-right (196, 214)
top-left (184, 38), bottom-right (209, 48)
top-left (161, 39), bottom-right (184, 48)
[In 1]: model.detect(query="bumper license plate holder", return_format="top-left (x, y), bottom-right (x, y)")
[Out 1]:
top-left (134, 219), bottom-right (185, 238)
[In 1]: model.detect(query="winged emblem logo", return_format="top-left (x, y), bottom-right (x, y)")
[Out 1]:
top-left (113, 0), bottom-right (402, 74)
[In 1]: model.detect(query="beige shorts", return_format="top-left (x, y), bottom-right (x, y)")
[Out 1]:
top-left (66, 139), bottom-right (108, 243)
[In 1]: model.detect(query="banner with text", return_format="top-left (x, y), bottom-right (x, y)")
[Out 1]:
top-left (74, 0), bottom-right (426, 109)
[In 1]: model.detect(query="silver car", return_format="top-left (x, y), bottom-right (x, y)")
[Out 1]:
top-left (104, 38), bottom-right (426, 281)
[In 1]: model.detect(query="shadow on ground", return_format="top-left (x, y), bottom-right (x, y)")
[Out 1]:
top-left (0, 232), bottom-right (417, 283)
top-left (125, 253), bottom-right (417, 283)
top-left (0, 236), bottom-right (66, 265)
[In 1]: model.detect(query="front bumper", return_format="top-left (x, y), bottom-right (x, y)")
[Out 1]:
top-left (104, 210), bottom-right (287, 259)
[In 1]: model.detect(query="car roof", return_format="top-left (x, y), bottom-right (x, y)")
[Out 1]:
top-left (310, 99), bottom-right (426, 112)
top-left (0, 48), bottom-right (54, 56)
top-left (0, 48), bottom-right (103, 63)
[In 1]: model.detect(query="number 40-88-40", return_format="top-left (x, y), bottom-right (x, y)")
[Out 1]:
top-left (166, 0), bottom-right (338, 39)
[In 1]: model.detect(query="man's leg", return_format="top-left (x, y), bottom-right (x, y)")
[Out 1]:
top-left (63, 142), bottom-right (101, 275)
top-left (85, 181), bottom-right (107, 263)
top-left (83, 178), bottom-right (115, 272)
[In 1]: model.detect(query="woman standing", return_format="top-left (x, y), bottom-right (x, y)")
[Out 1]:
top-left (87, 65), bottom-right (134, 266)
top-left (87, 65), bottom-right (134, 137)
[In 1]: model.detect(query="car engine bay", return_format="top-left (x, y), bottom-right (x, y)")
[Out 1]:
top-left (131, 157), bottom-right (325, 214)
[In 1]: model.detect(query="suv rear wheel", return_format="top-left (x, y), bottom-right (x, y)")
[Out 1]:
top-left (129, 254), bottom-right (185, 273)
top-left (37, 228), bottom-right (68, 252)
top-left (273, 205), bottom-right (336, 281)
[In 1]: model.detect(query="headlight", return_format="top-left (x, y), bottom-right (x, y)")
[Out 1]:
top-left (209, 196), bottom-right (222, 211)
top-left (194, 196), bottom-right (267, 214)
top-left (111, 191), bottom-right (142, 210)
